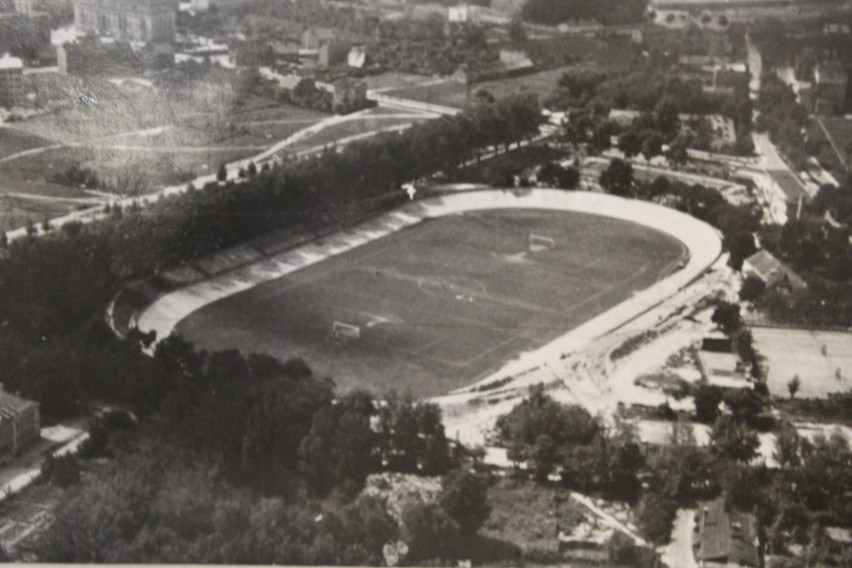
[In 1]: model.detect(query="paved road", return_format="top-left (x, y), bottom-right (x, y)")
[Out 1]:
top-left (661, 509), bottom-right (698, 568)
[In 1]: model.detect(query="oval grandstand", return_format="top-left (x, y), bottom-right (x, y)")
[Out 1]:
top-left (121, 189), bottom-right (721, 390)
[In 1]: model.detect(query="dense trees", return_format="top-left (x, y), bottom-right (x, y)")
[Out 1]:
top-left (521, 0), bottom-right (649, 26)
top-left (39, 439), bottom-right (404, 564)
top-left (496, 386), bottom-right (643, 503)
top-left (756, 75), bottom-right (808, 169)
top-left (538, 161), bottom-right (580, 189)
top-left (438, 469), bottom-right (491, 537)
top-left (711, 301), bottom-right (742, 334)
top-left (710, 415), bottom-right (760, 463)
top-left (598, 158), bottom-right (634, 197)
top-left (400, 503), bottom-right (462, 563)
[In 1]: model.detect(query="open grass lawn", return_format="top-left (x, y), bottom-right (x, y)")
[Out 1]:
top-left (177, 208), bottom-right (683, 397)
top-left (0, 127), bottom-right (53, 159)
top-left (752, 327), bottom-right (852, 399)
top-left (0, 145), bottom-right (100, 231)
top-left (290, 115), bottom-right (425, 151)
top-left (230, 98), bottom-right (328, 123)
top-left (384, 66), bottom-right (576, 110)
top-left (0, 146), bottom-right (89, 194)
top-left (364, 71), bottom-right (435, 92)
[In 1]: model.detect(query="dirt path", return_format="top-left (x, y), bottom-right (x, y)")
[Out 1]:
top-left (661, 509), bottom-right (698, 568)
top-left (570, 492), bottom-right (648, 547)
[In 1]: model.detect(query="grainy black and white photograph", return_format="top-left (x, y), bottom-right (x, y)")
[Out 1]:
top-left (0, 0), bottom-right (850, 565)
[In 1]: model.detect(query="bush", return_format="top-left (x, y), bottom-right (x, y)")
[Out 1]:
top-left (740, 275), bottom-right (766, 302)
top-left (42, 453), bottom-right (81, 488)
top-left (636, 492), bottom-right (678, 545)
top-left (401, 502), bottom-right (461, 563)
top-left (439, 469), bottom-right (491, 536)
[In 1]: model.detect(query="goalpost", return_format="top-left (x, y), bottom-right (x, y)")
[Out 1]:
top-left (528, 234), bottom-right (556, 252)
top-left (328, 321), bottom-right (361, 345)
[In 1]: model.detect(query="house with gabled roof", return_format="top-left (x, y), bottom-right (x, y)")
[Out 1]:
top-left (301, 27), bottom-right (337, 50)
top-left (694, 497), bottom-right (761, 568)
top-left (742, 250), bottom-right (806, 292)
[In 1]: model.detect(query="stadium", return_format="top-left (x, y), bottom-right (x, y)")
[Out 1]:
top-left (136, 190), bottom-right (722, 398)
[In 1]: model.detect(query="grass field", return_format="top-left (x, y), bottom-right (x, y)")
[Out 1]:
top-left (176, 209), bottom-right (684, 397)
top-left (752, 327), bottom-right (852, 398)
top-left (289, 115), bottom-right (425, 151)
top-left (0, 91), bottom-right (328, 230)
top-left (384, 66), bottom-right (575, 110)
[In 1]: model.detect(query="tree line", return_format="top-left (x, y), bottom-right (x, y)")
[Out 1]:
top-left (0, 95), bottom-right (542, 419)
top-left (521, 0), bottom-right (649, 27)
top-left (496, 382), bottom-right (852, 556)
top-left (35, 415), bottom-right (491, 565)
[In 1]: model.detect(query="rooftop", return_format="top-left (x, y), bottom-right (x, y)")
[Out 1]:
top-left (0, 53), bottom-right (24, 71)
top-left (305, 27), bottom-right (337, 41)
top-left (0, 388), bottom-right (37, 421)
top-left (696, 498), bottom-right (759, 567)
top-left (743, 249), bottom-right (806, 289)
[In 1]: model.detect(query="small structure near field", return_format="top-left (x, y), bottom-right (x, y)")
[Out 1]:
top-left (328, 321), bottom-right (361, 345)
top-left (695, 348), bottom-right (750, 389)
top-left (0, 384), bottom-right (40, 460)
top-left (742, 250), bottom-right (806, 292)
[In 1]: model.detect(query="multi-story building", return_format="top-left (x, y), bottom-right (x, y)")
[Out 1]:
top-left (0, 52), bottom-right (24, 108)
top-left (0, 384), bottom-right (40, 459)
top-left (74, 0), bottom-right (175, 43)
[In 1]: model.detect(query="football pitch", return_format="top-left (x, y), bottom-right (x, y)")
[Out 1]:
top-left (176, 209), bottom-right (685, 397)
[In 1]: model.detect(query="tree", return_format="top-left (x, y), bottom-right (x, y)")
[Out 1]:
top-left (508, 17), bottom-right (526, 42)
top-left (599, 159), bottom-right (634, 197)
top-left (740, 275), bottom-right (766, 302)
top-left (787, 375), bottom-right (801, 400)
top-left (694, 383), bottom-right (723, 423)
top-left (377, 395), bottom-right (452, 475)
top-left (216, 163), bottom-right (227, 182)
top-left (711, 301), bottom-right (742, 334)
top-left (25, 218), bottom-right (35, 236)
top-left (298, 391), bottom-right (379, 495)
top-left (42, 453), bottom-right (81, 487)
top-left (0, 231), bottom-right (7, 248)
top-left (439, 469), bottom-right (491, 537)
top-left (654, 97), bottom-right (680, 136)
top-left (710, 415), bottom-right (759, 462)
top-left (636, 491), bottom-right (678, 545)
top-left (774, 420), bottom-right (801, 467)
top-left (496, 385), bottom-right (602, 451)
top-left (608, 439), bottom-right (644, 503)
top-left (607, 531), bottom-right (654, 566)
top-left (640, 130), bottom-right (665, 161)
top-left (724, 388), bottom-right (765, 426)
top-left (532, 434), bottom-right (558, 481)
top-left (401, 502), bottom-right (461, 563)
top-left (247, 161), bottom-right (257, 177)
top-left (618, 130), bottom-right (642, 158)
top-left (539, 162), bottom-right (579, 189)
top-left (666, 136), bottom-right (689, 167)
top-left (727, 231), bottom-right (758, 271)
